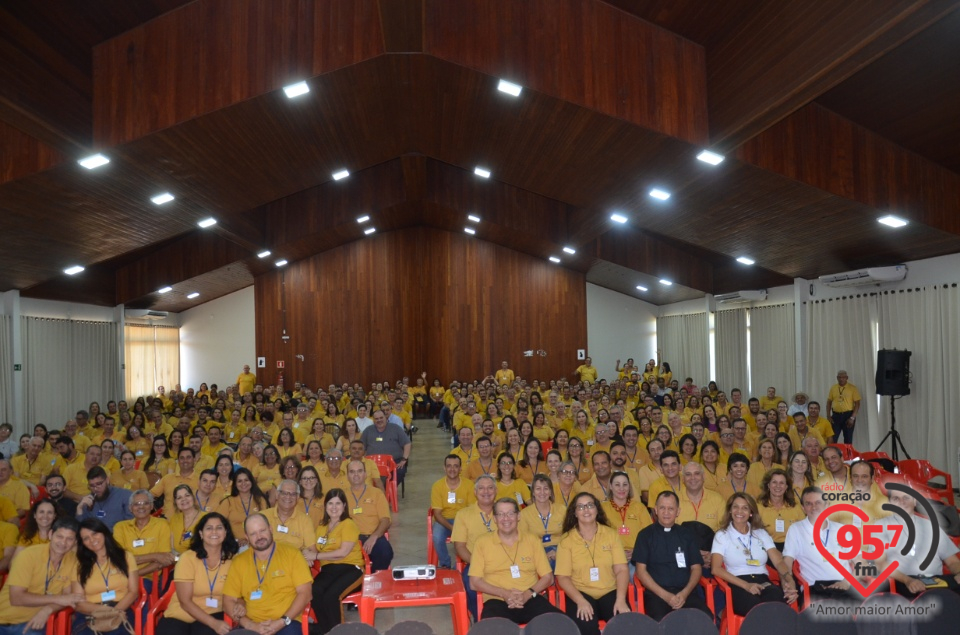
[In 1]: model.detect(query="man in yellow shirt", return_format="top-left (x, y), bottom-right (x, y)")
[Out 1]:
top-left (494, 361), bottom-right (516, 387)
top-left (758, 386), bottom-right (783, 412)
top-left (236, 364), bottom-right (257, 397)
top-left (646, 450), bottom-right (685, 509)
top-left (788, 412), bottom-right (825, 451)
top-left (807, 401), bottom-right (834, 444)
top-left (114, 490), bottom-right (175, 580)
top-left (11, 438), bottom-right (59, 489)
top-left (150, 448), bottom-right (201, 517)
top-left (318, 450), bottom-right (350, 493)
top-left (61, 419), bottom-right (92, 454)
top-left (224, 514), bottom-right (312, 634)
top-left (0, 461), bottom-right (30, 518)
top-left (263, 480), bottom-right (316, 550)
top-left (452, 428), bottom-right (477, 467)
top-left (574, 357), bottom-right (598, 383)
top-left (826, 370), bottom-right (861, 445)
top-left (452, 475), bottom-right (499, 619)
top-left (676, 462), bottom-right (724, 533)
top-left (63, 445), bottom-right (102, 502)
top-left (345, 460), bottom-right (393, 571)
top-left (469, 497), bottom-right (558, 623)
top-left (431, 455), bottom-right (475, 569)
top-left (0, 517), bottom-right (81, 632)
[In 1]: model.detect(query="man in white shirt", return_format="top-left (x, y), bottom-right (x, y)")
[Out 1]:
top-left (783, 487), bottom-right (855, 601)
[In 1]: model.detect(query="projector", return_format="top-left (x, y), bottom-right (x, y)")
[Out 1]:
top-left (392, 565), bottom-right (436, 581)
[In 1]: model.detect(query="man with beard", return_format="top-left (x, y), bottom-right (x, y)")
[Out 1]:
top-left (75, 466), bottom-right (133, 529)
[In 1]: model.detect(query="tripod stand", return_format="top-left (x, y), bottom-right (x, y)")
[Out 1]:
top-left (875, 395), bottom-right (911, 460)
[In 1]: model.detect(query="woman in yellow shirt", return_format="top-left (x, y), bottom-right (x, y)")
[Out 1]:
top-left (215, 468), bottom-right (268, 547)
top-left (110, 450), bottom-right (149, 491)
top-left (520, 474), bottom-right (566, 564)
top-left (254, 445), bottom-right (282, 497)
top-left (71, 519), bottom-right (140, 635)
top-left (156, 512), bottom-right (238, 634)
top-left (601, 472), bottom-right (652, 564)
top-left (15, 499), bottom-right (56, 552)
top-left (531, 412), bottom-right (553, 442)
top-left (323, 403), bottom-right (345, 428)
top-left (143, 436), bottom-right (175, 477)
top-left (335, 419), bottom-right (361, 454)
top-left (495, 453), bottom-right (531, 506)
top-left (552, 429), bottom-right (570, 459)
top-left (99, 439), bottom-right (121, 474)
top-left (298, 466), bottom-right (326, 526)
top-left (275, 429), bottom-right (302, 460)
top-left (567, 438), bottom-right (592, 484)
top-left (305, 420), bottom-right (336, 453)
top-left (757, 469), bottom-right (804, 551)
top-left (124, 425), bottom-right (150, 461)
top-left (303, 489), bottom-right (365, 634)
top-left (169, 484), bottom-right (202, 554)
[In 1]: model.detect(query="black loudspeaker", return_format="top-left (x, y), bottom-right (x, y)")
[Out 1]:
top-left (875, 349), bottom-right (911, 396)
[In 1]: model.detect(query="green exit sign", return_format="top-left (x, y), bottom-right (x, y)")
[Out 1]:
top-left (13, 364), bottom-right (21, 371)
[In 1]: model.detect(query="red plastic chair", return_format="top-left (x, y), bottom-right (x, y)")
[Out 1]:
top-left (791, 561), bottom-right (812, 609)
top-left (541, 441), bottom-right (554, 452)
top-left (369, 454), bottom-right (399, 512)
top-left (477, 587), bottom-right (557, 621)
top-left (711, 564), bottom-right (796, 635)
top-left (874, 470), bottom-right (913, 496)
top-left (427, 507), bottom-right (438, 566)
top-left (897, 460), bottom-right (955, 506)
top-left (145, 585), bottom-right (176, 635)
top-left (858, 451), bottom-right (891, 462)
top-left (828, 444), bottom-right (860, 460)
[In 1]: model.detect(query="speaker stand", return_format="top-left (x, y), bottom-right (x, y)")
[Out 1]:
top-left (875, 395), bottom-right (910, 461)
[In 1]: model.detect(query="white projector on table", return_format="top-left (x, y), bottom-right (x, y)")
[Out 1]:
top-left (392, 565), bottom-right (436, 581)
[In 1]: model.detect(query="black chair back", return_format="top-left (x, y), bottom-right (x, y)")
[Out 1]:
top-left (600, 611), bottom-right (658, 635)
top-left (657, 607), bottom-right (718, 634)
top-left (739, 602), bottom-right (798, 635)
top-left (466, 617), bottom-right (520, 635)
top-left (328, 625), bottom-right (379, 635)
top-left (914, 588), bottom-right (960, 635)
top-left (385, 621), bottom-right (435, 635)
top-left (523, 611), bottom-right (580, 635)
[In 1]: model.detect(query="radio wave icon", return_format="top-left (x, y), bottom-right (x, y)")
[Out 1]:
top-left (882, 483), bottom-right (940, 571)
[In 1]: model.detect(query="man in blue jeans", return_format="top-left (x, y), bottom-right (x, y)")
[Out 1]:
top-left (430, 455), bottom-right (475, 568)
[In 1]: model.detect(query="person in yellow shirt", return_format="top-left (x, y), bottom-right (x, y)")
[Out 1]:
top-left (70, 518), bottom-right (141, 632)
top-left (263, 480), bottom-right (315, 551)
top-left (431, 455), bottom-right (476, 569)
top-left (451, 428), bottom-right (477, 467)
top-left (201, 426), bottom-right (230, 458)
top-left (601, 472), bottom-right (653, 565)
top-left (470, 497), bottom-right (558, 623)
top-left (787, 412), bottom-right (825, 451)
top-left (11, 437), bottom-right (59, 489)
top-left (150, 448), bottom-right (201, 518)
top-left (494, 361), bottom-right (516, 387)
top-left (156, 511), bottom-right (238, 633)
top-left (452, 475), bottom-right (499, 619)
top-left (98, 440), bottom-right (121, 474)
top-left (676, 462), bottom-right (725, 533)
top-left (113, 490), bottom-right (175, 581)
top-left (223, 514), bottom-right (312, 634)
top-left (758, 386), bottom-right (783, 412)
top-left (236, 365), bottom-right (257, 398)
top-left (756, 469), bottom-right (805, 551)
top-left (0, 517), bottom-right (81, 632)
top-left (806, 401), bottom-right (834, 444)
top-left (826, 370), bottom-right (861, 445)
top-left (344, 459), bottom-right (393, 571)
top-left (574, 357), bottom-right (598, 384)
top-left (555, 492), bottom-right (630, 633)
top-left (110, 450), bottom-right (149, 492)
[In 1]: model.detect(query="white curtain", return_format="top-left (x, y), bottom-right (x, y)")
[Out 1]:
top-left (750, 304), bottom-right (797, 400)
top-left (804, 294), bottom-right (880, 447)
top-left (0, 315), bottom-right (13, 424)
top-left (125, 325), bottom-right (180, 401)
top-left (878, 285), bottom-right (960, 484)
top-left (657, 313), bottom-right (709, 387)
top-left (715, 308), bottom-right (748, 394)
top-left (21, 317), bottom-right (121, 426)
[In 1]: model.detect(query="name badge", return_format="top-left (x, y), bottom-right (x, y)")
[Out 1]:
top-left (775, 519), bottom-right (785, 533)
top-left (277, 525), bottom-right (289, 534)
top-left (587, 440), bottom-right (594, 446)
top-left (376, 437), bottom-right (384, 442)
top-left (100, 590), bottom-right (116, 602)
top-left (516, 493), bottom-right (523, 505)
top-left (229, 433), bottom-right (236, 439)
top-left (676, 551), bottom-right (687, 568)
top-left (353, 507), bottom-right (363, 514)
top-left (205, 597), bottom-right (219, 608)
top-left (294, 423), bottom-right (300, 428)
top-left (510, 565), bottom-right (521, 579)
top-left (182, 531), bottom-right (192, 541)
top-left (542, 534), bottom-right (551, 543)
top-left (618, 526), bottom-right (629, 535)
top-left (250, 590), bottom-right (263, 601)
top-left (96, 510), bottom-right (107, 518)
top-left (447, 492), bottom-right (457, 504)
top-left (317, 537), bottom-right (327, 545)
top-left (136, 450), bottom-right (144, 456)
top-left (589, 567), bottom-right (600, 582)
top-left (746, 559), bottom-right (761, 566)
top-left (133, 539), bottom-right (145, 548)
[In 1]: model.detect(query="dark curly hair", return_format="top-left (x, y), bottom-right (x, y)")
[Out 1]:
top-left (188, 512), bottom-right (240, 560)
top-left (77, 518), bottom-right (129, 586)
top-left (560, 492), bottom-right (612, 533)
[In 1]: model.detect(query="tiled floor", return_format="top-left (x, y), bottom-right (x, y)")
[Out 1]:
top-left (343, 419), bottom-right (458, 634)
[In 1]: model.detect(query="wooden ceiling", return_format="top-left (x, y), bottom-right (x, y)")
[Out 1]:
top-left (2, 0), bottom-right (959, 309)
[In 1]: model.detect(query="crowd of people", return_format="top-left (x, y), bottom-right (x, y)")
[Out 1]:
top-left (0, 357), bottom-right (955, 635)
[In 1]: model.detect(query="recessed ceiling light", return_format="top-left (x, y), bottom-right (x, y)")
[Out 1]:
top-left (878, 215), bottom-right (908, 228)
top-left (649, 188), bottom-right (671, 201)
top-left (187, 292), bottom-right (200, 299)
top-left (64, 265), bottom-right (85, 276)
top-left (474, 167), bottom-right (491, 179)
top-left (549, 256), bottom-right (561, 263)
top-left (636, 285), bottom-right (648, 292)
top-left (468, 215), bottom-right (481, 223)
top-left (736, 256), bottom-right (755, 265)
top-left (275, 260), bottom-right (288, 267)
top-left (197, 217), bottom-right (217, 228)
top-left (151, 192), bottom-right (174, 205)
top-left (562, 246), bottom-right (576, 255)
top-left (364, 227), bottom-right (376, 235)
top-left (157, 286), bottom-right (173, 294)
top-left (356, 215), bottom-right (370, 223)
top-left (78, 154), bottom-right (110, 170)
top-left (497, 79), bottom-right (523, 97)
top-left (610, 213), bottom-right (628, 224)
top-left (697, 150), bottom-right (725, 166)
top-left (257, 250), bottom-right (272, 258)
top-left (283, 81), bottom-right (310, 98)
top-left (464, 227), bottom-right (476, 235)
top-left (332, 169), bottom-right (350, 181)
top-left (659, 279), bottom-right (673, 286)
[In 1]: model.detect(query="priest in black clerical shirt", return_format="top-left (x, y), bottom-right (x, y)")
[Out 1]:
top-left (632, 491), bottom-right (713, 621)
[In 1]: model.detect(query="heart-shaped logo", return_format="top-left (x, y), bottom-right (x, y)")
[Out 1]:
top-left (813, 504), bottom-right (898, 597)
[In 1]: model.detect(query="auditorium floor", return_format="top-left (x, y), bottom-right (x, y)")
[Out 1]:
top-left (342, 418), bottom-right (457, 634)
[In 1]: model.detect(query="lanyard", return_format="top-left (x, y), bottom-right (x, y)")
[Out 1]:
top-left (203, 557), bottom-right (222, 598)
top-left (538, 508), bottom-right (552, 531)
top-left (45, 556), bottom-right (62, 594)
top-left (610, 501), bottom-right (629, 527)
top-left (480, 459), bottom-right (493, 475)
top-left (97, 560), bottom-right (112, 592)
top-left (499, 540), bottom-right (521, 565)
top-left (480, 511), bottom-right (493, 532)
top-left (197, 492), bottom-right (209, 510)
top-left (303, 496), bottom-right (313, 514)
top-left (688, 493), bottom-right (703, 520)
top-left (736, 533), bottom-right (753, 556)
top-left (351, 486), bottom-right (367, 508)
top-left (560, 487), bottom-right (572, 507)
top-left (581, 530), bottom-right (598, 567)
top-left (253, 544), bottom-right (276, 589)
top-left (731, 479), bottom-right (746, 493)
top-left (240, 493), bottom-right (254, 518)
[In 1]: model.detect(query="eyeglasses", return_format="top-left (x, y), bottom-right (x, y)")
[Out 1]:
top-left (576, 503), bottom-right (596, 511)
top-left (559, 470), bottom-right (576, 475)
top-left (132, 501), bottom-right (152, 507)
top-left (278, 491), bottom-right (298, 497)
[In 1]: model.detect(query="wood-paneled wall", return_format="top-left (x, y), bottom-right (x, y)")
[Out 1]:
top-left (254, 226), bottom-right (587, 388)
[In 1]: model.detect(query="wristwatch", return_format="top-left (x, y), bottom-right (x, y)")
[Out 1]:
top-left (282, 616), bottom-right (292, 626)
top-left (528, 588), bottom-right (538, 596)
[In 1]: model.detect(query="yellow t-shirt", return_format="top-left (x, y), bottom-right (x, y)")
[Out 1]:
top-left (647, 477), bottom-right (685, 508)
top-left (344, 486), bottom-right (391, 536)
top-left (757, 501), bottom-right (805, 544)
top-left (223, 543), bottom-right (313, 623)
top-left (575, 365), bottom-right (598, 383)
top-left (676, 488), bottom-right (726, 531)
top-left (170, 511), bottom-right (202, 553)
top-left (0, 480), bottom-right (30, 512)
top-left (430, 478), bottom-right (476, 520)
top-left (827, 384), bottom-right (860, 413)
top-left (79, 551), bottom-right (139, 604)
top-left (451, 445), bottom-right (477, 467)
top-left (552, 481), bottom-right (582, 508)
top-left (114, 516), bottom-right (172, 557)
top-left (262, 507), bottom-right (316, 551)
top-left (451, 504), bottom-right (497, 553)
top-left (555, 524), bottom-right (626, 599)
top-left (165, 549), bottom-right (233, 622)
top-left (150, 472), bottom-right (200, 516)
top-left (254, 465), bottom-right (281, 492)
top-left (110, 469), bottom-right (149, 491)
top-left (11, 454), bottom-right (59, 485)
top-left (601, 499), bottom-right (653, 551)
top-left (0, 545), bottom-right (77, 623)
top-left (470, 531), bottom-right (551, 600)
top-left (519, 501), bottom-right (567, 551)
top-left (496, 479), bottom-right (531, 506)
top-left (216, 496), bottom-right (266, 541)
top-left (314, 518), bottom-right (364, 567)
top-left (64, 461), bottom-right (98, 498)
top-left (0, 496), bottom-right (18, 523)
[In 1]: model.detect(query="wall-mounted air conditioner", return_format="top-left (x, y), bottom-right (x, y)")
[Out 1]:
top-left (819, 265), bottom-right (907, 288)
top-left (125, 309), bottom-right (169, 320)
top-left (714, 289), bottom-right (767, 304)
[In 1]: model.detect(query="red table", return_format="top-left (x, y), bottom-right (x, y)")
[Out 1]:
top-left (358, 569), bottom-right (470, 635)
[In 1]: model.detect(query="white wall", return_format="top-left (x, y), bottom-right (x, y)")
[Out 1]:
top-left (586, 283), bottom-right (658, 383)
top-left (180, 287), bottom-right (256, 390)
